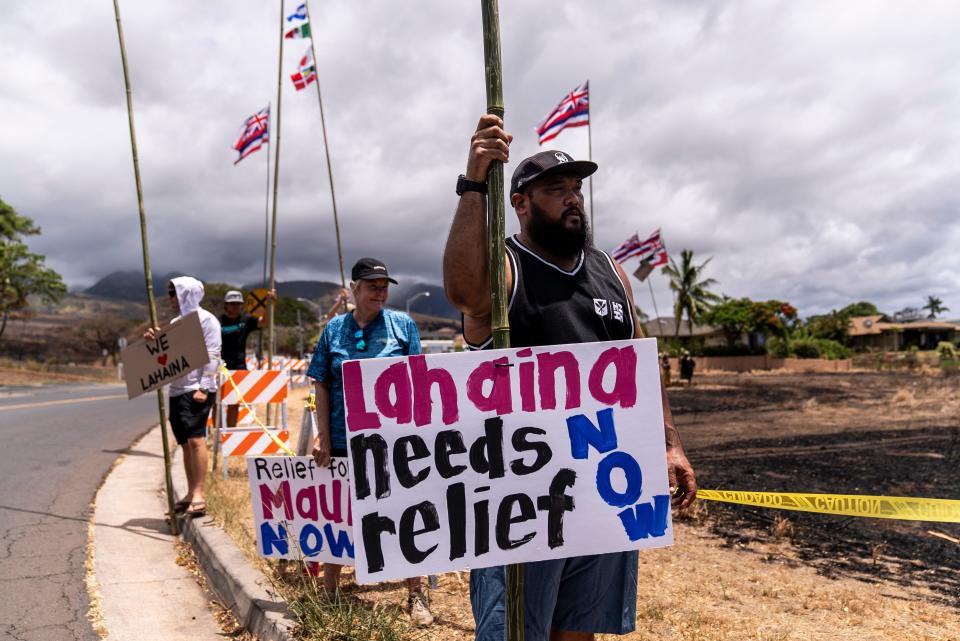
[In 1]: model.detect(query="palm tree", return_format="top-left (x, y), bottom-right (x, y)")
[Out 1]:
top-left (662, 249), bottom-right (720, 337)
top-left (923, 295), bottom-right (948, 319)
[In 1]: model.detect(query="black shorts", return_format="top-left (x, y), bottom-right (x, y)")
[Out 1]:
top-left (169, 392), bottom-right (215, 445)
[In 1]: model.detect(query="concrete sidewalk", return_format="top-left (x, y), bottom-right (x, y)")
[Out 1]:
top-left (93, 425), bottom-right (222, 640)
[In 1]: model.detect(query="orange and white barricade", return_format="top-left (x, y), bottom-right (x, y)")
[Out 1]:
top-left (220, 427), bottom-right (291, 457)
top-left (245, 355), bottom-right (259, 370)
top-left (283, 358), bottom-right (309, 387)
top-left (215, 369), bottom-right (290, 477)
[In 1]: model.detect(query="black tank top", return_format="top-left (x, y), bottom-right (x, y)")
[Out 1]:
top-left (468, 235), bottom-right (635, 348)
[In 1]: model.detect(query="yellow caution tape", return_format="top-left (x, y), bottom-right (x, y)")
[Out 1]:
top-left (218, 365), bottom-right (295, 456)
top-left (698, 490), bottom-right (960, 524)
top-left (306, 392), bottom-right (316, 412)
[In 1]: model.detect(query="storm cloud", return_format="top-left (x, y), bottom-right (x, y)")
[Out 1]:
top-left (1, 0), bottom-right (958, 317)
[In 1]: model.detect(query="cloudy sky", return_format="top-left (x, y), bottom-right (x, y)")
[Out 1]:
top-left (2, 0), bottom-right (958, 318)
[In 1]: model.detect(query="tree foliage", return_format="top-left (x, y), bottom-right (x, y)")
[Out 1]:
top-left (661, 249), bottom-right (720, 336)
top-left (839, 301), bottom-right (880, 318)
top-left (702, 298), bottom-right (797, 346)
top-left (0, 197), bottom-right (67, 341)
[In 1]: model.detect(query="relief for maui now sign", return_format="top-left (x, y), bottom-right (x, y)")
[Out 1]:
top-left (120, 311), bottom-right (209, 399)
top-left (248, 456), bottom-right (355, 564)
top-left (343, 338), bottom-right (673, 583)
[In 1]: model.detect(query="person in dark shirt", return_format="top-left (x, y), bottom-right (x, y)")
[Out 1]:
top-left (679, 349), bottom-right (696, 385)
top-left (444, 115), bottom-right (697, 641)
top-left (219, 288), bottom-right (273, 426)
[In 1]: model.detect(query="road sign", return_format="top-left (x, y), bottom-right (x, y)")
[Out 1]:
top-left (246, 288), bottom-right (269, 318)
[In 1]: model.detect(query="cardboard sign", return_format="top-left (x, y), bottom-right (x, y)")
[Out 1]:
top-left (245, 288), bottom-right (269, 319)
top-left (342, 338), bottom-right (673, 583)
top-left (248, 456), bottom-right (354, 564)
top-left (120, 311), bottom-right (209, 399)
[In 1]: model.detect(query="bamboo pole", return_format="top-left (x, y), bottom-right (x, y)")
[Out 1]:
top-left (479, 2), bottom-right (521, 639)
top-left (111, 0), bottom-right (178, 535)
top-left (263, 101), bottom-right (272, 290)
top-left (266, 0), bottom-right (285, 372)
top-left (259, 102), bottom-right (272, 367)
top-left (265, 0), bottom-right (286, 426)
top-left (303, 0), bottom-right (346, 288)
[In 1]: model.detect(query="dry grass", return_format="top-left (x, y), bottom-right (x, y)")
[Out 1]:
top-left (204, 382), bottom-right (960, 641)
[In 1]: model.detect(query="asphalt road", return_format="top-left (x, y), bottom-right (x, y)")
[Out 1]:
top-left (0, 383), bottom-right (159, 641)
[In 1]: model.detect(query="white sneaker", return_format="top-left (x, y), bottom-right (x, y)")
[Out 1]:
top-left (408, 591), bottom-right (434, 626)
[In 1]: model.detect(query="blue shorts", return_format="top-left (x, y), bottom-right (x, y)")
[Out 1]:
top-left (470, 551), bottom-right (638, 641)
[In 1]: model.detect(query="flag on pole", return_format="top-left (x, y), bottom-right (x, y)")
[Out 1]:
top-left (286, 3), bottom-right (307, 21)
top-left (613, 228), bottom-right (666, 263)
top-left (613, 229), bottom-right (669, 281)
top-left (290, 48), bottom-right (317, 91)
top-left (535, 80), bottom-right (589, 145)
top-left (232, 106), bottom-right (269, 165)
top-left (284, 22), bottom-right (311, 39)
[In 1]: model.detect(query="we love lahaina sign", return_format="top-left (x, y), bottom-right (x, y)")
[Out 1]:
top-left (120, 311), bottom-right (210, 399)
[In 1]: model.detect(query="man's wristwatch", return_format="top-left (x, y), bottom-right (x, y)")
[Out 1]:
top-left (456, 174), bottom-right (488, 196)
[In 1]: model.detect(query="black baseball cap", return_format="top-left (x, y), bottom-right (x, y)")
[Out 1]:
top-left (510, 150), bottom-right (598, 196)
top-left (351, 257), bottom-right (398, 284)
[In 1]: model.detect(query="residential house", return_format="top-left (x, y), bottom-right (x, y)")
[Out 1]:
top-left (847, 315), bottom-right (959, 351)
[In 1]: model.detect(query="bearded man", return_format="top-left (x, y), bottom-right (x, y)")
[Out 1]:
top-left (443, 115), bottom-right (697, 641)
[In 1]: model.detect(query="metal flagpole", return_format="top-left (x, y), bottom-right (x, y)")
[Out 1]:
top-left (479, 3), bottom-right (521, 639)
top-left (111, 0), bottom-right (178, 535)
top-left (647, 279), bottom-right (662, 324)
top-left (587, 82), bottom-right (594, 229)
top-left (302, 0), bottom-right (347, 288)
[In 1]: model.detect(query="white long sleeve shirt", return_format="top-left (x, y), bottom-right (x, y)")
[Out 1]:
top-left (167, 276), bottom-right (221, 397)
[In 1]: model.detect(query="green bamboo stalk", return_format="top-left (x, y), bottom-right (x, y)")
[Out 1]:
top-left (303, 0), bottom-right (346, 288)
top-left (111, 0), bottom-right (178, 535)
top-left (267, 0), bottom-right (285, 369)
top-left (265, 0), bottom-right (287, 427)
top-left (480, 1), bottom-right (521, 639)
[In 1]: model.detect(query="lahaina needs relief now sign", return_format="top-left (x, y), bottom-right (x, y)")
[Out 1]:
top-left (120, 311), bottom-right (209, 399)
top-left (342, 338), bottom-right (673, 583)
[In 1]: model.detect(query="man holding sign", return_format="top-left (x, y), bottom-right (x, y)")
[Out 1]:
top-left (443, 116), bottom-right (697, 640)
top-left (145, 277), bottom-right (221, 517)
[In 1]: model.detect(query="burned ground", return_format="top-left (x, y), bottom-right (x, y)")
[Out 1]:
top-left (672, 371), bottom-right (960, 606)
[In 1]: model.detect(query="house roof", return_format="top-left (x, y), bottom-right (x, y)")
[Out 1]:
top-left (847, 315), bottom-right (886, 336)
top-left (848, 315), bottom-right (960, 337)
top-left (642, 316), bottom-right (722, 338)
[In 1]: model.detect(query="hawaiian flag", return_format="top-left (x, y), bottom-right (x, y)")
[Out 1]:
top-left (232, 106), bottom-right (269, 165)
top-left (536, 81), bottom-right (590, 145)
top-left (284, 22), bottom-right (311, 39)
top-left (287, 3), bottom-right (307, 21)
top-left (290, 48), bottom-right (317, 91)
top-left (613, 228), bottom-right (668, 264)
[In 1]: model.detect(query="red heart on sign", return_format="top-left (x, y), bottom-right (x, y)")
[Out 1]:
top-left (158, 354), bottom-right (168, 366)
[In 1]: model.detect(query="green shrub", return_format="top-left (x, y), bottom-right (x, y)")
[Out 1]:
top-left (790, 338), bottom-right (821, 359)
top-left (766, 336), bottom-right (789, 358)
top-left (937, 341), bottom-right (957, 360)
top-left (815, 339), bottom-right (852, 360)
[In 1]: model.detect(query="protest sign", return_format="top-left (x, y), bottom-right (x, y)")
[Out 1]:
top-left (248, 456), bottom-right (354, 564)
top-left (342, 338), bottom-right (672, 583)
top-left (120, 311), bottom-right (209, 399)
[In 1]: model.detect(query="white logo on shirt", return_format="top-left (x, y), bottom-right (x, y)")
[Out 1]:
top-left (612, 301), bottom-right (624, 322)
top-left (593, 298), bottom-right (608, 316)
